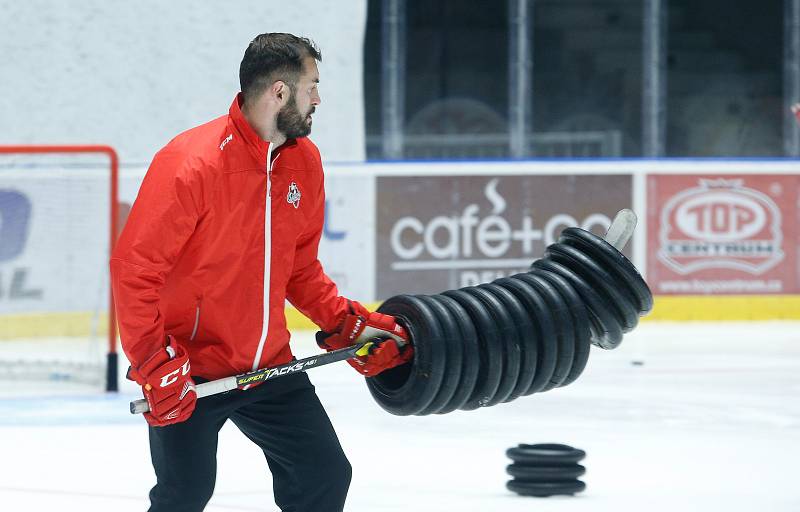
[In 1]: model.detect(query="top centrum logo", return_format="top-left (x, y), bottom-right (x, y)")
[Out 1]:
top-left (658, 178), bottom-right (784, 275)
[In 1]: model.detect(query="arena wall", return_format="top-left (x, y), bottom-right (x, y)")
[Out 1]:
top-left (2, 159), bottom-right (799, 341)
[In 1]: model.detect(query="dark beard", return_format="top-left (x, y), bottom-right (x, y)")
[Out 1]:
top-left (276, 95), bottom-right (313, 139)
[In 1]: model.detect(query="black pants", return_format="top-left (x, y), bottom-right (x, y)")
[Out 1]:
top-left (147, 372), bottom-right (351, 512)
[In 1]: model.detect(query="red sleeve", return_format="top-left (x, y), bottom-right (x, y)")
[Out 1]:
top-left (285, 175), bottom-right (351, 333)
top-left (110, 148), bottom-right (205, 367)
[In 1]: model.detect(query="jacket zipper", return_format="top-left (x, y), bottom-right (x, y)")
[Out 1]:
top-left (251, 143), bottom-right (276, 371)
top-left (189, 300), bottom-right (201, 341)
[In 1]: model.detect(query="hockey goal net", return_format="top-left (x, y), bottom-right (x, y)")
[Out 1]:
top-left (0, 145), bottom-right (119, 392)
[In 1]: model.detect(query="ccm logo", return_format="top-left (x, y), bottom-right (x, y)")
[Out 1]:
top-left (160, 361), bottom-right (191, 387)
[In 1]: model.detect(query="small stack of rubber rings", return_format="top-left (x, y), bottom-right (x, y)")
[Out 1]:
top-left (506, 443), bottom-right (587, 497)
top-left (366, 226), bottom-right (653, 416)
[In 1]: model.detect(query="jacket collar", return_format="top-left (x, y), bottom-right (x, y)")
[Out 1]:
top-left (229, 93), bottom-right (269, 161)
top-left (229, 93), bottom-right (297, 162)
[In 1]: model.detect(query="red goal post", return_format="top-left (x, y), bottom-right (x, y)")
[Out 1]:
top-left (0, 145), bottom-right (119, 391)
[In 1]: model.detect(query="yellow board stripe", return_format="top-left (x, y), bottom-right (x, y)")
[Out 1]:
top-left (0, 312), bottom-right (109, 339)
top-left (284, 302), bottom-right (382, 331)
top-left (2, 297), bottom-right (798, 340)
top-left (281, 297), bottom-right (800, 325)
top-left (289, 298), bottom-right (800, 324)
top-left (0, 304), bottom-right (385, 340)
top-left (644, 295), bottom-right (800, 321)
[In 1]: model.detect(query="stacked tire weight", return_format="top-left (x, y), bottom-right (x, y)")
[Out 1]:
top-left (366, 226), bottom-right (653, 416)
top-left (506, 444), bottom-right (586, 497)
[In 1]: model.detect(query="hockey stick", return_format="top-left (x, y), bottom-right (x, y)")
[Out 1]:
top-left (130, 341), bottom-right (374, 414)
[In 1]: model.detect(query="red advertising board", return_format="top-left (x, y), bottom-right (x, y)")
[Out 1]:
top-left (647, 174), bottom-right (799, 294)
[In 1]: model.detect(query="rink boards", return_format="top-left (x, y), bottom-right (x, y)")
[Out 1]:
top-left (2, 159), bottom-right (800, 340)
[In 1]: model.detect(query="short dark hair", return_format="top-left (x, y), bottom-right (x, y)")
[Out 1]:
top-left (239, 33), bottom-right (322, 105)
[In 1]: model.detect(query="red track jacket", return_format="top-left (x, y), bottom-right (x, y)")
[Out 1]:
top-left (111, 94), bottom-right (351, 380)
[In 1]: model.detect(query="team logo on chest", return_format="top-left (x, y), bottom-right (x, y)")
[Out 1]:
top-left (287, 181), bottom-right (302, 209)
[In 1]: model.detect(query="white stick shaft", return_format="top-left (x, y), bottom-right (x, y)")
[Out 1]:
top-left (604, 209), bottom-right (638, 251)
top-left (130, 376), bottom-right (238, 414)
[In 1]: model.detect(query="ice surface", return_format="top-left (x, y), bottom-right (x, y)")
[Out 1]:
top-left (1, 322), bottom-right (799, 511)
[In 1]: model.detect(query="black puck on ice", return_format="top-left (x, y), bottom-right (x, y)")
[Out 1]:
top-left (505, 443), bottom-right (586, 497)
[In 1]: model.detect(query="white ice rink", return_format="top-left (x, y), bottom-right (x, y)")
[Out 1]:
top-left (1, 321), bottom-right (799, 511)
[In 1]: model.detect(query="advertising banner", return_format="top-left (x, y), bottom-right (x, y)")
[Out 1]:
top-left (317, 172), bottom-right (375, 301)
top-left (647, 174), bottom-right (799, 294)
top-left (0, 169), bottom-right (110, 317)
top-left (376, 174), bottom-right (633, 299)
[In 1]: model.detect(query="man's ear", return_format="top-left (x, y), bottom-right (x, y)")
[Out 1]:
top-left (272, 80), bottom-right (290, 105)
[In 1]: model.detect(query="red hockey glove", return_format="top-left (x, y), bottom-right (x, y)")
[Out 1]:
top-left (317, 302), bottom-right (413, 377)
top-left (351, 336), bottom-right (413, 376)
top-left (127, 336), bottom-right (196, 427)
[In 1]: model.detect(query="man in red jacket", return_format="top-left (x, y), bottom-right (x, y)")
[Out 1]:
top-left (111, 33), bottom-right (413, 512)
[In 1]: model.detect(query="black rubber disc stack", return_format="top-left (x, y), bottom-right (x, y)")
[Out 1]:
top-left (366, 226), bottom-right (653, 416)
top-left (506, 444), bottom-right (586, 497)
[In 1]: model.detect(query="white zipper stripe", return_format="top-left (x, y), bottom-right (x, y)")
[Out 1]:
top-left (189, 305), bottom-right (201, 340)
top-left (251, 143), bottom-right (275, 370)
